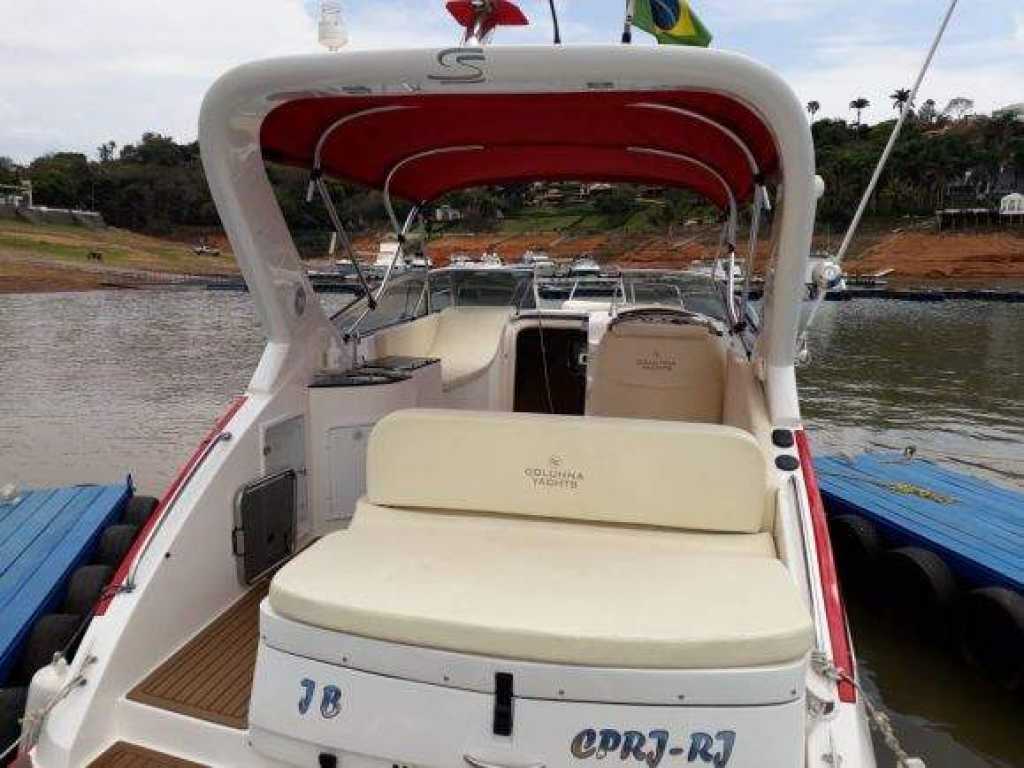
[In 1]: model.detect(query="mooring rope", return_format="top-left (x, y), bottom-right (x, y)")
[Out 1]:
top-left (1, 655), bottom-right (97, 761)
top-left (890, 444), bottom-right (1024, 467)
top-left (811, 651), bottom-right (925, 768)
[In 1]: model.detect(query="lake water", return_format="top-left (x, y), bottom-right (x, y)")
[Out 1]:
top-left (0, 289), bottom-right (1021, 767)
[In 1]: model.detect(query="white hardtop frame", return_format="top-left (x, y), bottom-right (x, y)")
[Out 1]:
top-left (199, 44), bottom-right (816, 422)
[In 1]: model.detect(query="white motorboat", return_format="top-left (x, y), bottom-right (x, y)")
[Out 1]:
top-left (806, 252), bottom-right (847, 297)
top-left (569, 256), bottom-right (603, 277)
top-left (688, 258), bottom-right (744, 283)
top-left (17, 40), bottom-right (881, 768)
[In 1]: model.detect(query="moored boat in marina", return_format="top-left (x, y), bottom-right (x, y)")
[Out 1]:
top-left (15, 33), bottom-right (893, 768)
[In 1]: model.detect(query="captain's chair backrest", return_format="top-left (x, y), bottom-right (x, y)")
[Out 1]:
top-left (367, 409), bottom-right (772, 534)
top-left (586, 318), bottom-right (727, 423)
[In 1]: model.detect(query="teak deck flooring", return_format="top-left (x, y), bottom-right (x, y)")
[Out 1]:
top-left (128, 580), bottom-right (269, 729)
top-left (88, 742), bottom-right (207, 767)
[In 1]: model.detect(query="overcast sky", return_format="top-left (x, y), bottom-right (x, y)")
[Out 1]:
top-left (1, 1), bottom-right (1021, 163)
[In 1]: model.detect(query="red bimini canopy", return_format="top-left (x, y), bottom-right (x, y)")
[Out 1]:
top-left (259, 90), bottom-right (779, 209)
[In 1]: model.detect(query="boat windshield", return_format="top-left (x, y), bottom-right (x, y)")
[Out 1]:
top-left (536, 272), bottom-right (728, 323)
top-left (623, 272), bottom-right (730, 322)
top-left (333, 267), bottom-right (729, 336)
top-left (333, 269), bottom-right (535, 336)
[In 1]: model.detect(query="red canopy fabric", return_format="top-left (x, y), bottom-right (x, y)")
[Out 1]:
top-left (260, 90), bottom-right (778, 208)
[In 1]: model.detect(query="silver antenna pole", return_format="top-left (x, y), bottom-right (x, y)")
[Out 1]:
top-left (548, 0), bottom-right (561, 44)
top-left (833, 0), bottom-right (959, 266)
top-left (622, 0), bottom-right (636, 43)
top-left (799, 0), bottom-right (959, 349)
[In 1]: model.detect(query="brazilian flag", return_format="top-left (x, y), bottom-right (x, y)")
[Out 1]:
top-left (633, 0), bottom-right (712, 47)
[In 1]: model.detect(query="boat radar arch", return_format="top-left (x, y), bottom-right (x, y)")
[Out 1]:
top-left (199, 45), bottom-right (815, 418)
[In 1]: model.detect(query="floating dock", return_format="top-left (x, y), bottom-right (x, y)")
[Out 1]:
top-left (0, 482), bottom-right (131, 684)
top-left (749, 287), bottom-right (1024, 303)
top-left (206, 276), bottom-right (368, 295)
top-left (816, 452), bottom-right (1024, 686)
top-left (817, 452), bottom-right (1023, 592)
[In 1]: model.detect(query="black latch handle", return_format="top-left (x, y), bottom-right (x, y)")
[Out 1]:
top-left (493, 672), bottom-right (514, 736)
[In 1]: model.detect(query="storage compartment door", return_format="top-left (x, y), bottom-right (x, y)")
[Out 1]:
top-left (233, 471), bottom-right (296, 584)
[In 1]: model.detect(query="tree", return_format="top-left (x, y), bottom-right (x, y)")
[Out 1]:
top-left (594, 186), bottom-right (636, 217)
top-left (918, 99), bottom-right (938, 124)
top-left (890, 88), bottom-right (912, 115)
top-left (849, 98), bottom-right (871, 126)
top-left (0, 156), bottom-right (19, 186)
top-left (806, 101), bottom-right (821, 122)
top-left (28, 153), bottom-right (92, 209)
top-left (942, 97), bottom-right (974, 121)
top-left (119, 132), bottom-right (187, 166)
top-left (97, 141), bottom-right (117, 163)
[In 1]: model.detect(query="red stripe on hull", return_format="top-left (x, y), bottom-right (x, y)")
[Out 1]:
top-left (94, 396), bottom-right (247, 616)
top-left (796, 429), bottom-right (857, 703)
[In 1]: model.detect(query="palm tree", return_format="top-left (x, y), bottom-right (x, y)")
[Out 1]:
top-left (849, 97), bottom-right (871, 126)
top-left (806, 100), bottom-right (821, 122)
top-left (890, 88), bottom-right (912, 115)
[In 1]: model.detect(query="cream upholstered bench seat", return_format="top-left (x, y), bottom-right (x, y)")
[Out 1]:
top-left (270, 506), bottom-right (812, 668)
top-left (269, 409), bottom-right (812, 668)
top-left (373, 307), bottom-right (512, 390)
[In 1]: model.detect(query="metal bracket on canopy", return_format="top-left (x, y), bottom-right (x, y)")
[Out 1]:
top-left (305, 106), bottom-right (415, 310)
top-left (629, 102), bottom-right (764, 327)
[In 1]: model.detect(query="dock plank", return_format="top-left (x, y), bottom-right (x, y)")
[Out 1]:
top-left (817, 453), bottom-right (1024, 592)
top-left (822, 474), bottom-right (1022, 561)
top-left (820, 472), bottom-right (1023, 569)
top-left (822, 478), bottom-right (1023, 586)
top-left (0, 483), bottom-right (130, 684)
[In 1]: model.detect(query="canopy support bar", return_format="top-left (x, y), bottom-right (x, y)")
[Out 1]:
top-left (343, 144), bottom-right (486, 342)
top-left (629, 102), bottom-right (761, 179)
top-left (382, 144), bottom-right (486, 234)
top-left (739, 185), bottom-right (767, 331)
top-left (305, 105), bottom-right (416, 311)
top-left (344, 205), bottom-right (420, 343)
top-left (313, 177), bottom-right (376, 308)
top-left (629, 145), bottom-right (742, 326)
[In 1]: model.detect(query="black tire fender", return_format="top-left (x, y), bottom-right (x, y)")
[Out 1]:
top-left (959, 586), bottom-right (1024, 690)
top-left (95, 524), bottom-right (139, 567)
top-left (881, 546), bottom-right (959, 622)
top-left (62, 564), bottom-right (114, 617)
top-left (122, 495), bottom-right (159, 527)
top-left (0, 687), bottom-right (28, 759)
top-left (828, 514), bottom-right (882, 579)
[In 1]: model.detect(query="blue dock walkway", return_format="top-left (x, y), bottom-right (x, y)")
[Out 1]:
top-left (0, 482), bottom-right (131, 684)
top-left (816, 453), bottom-right (1024, 593)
